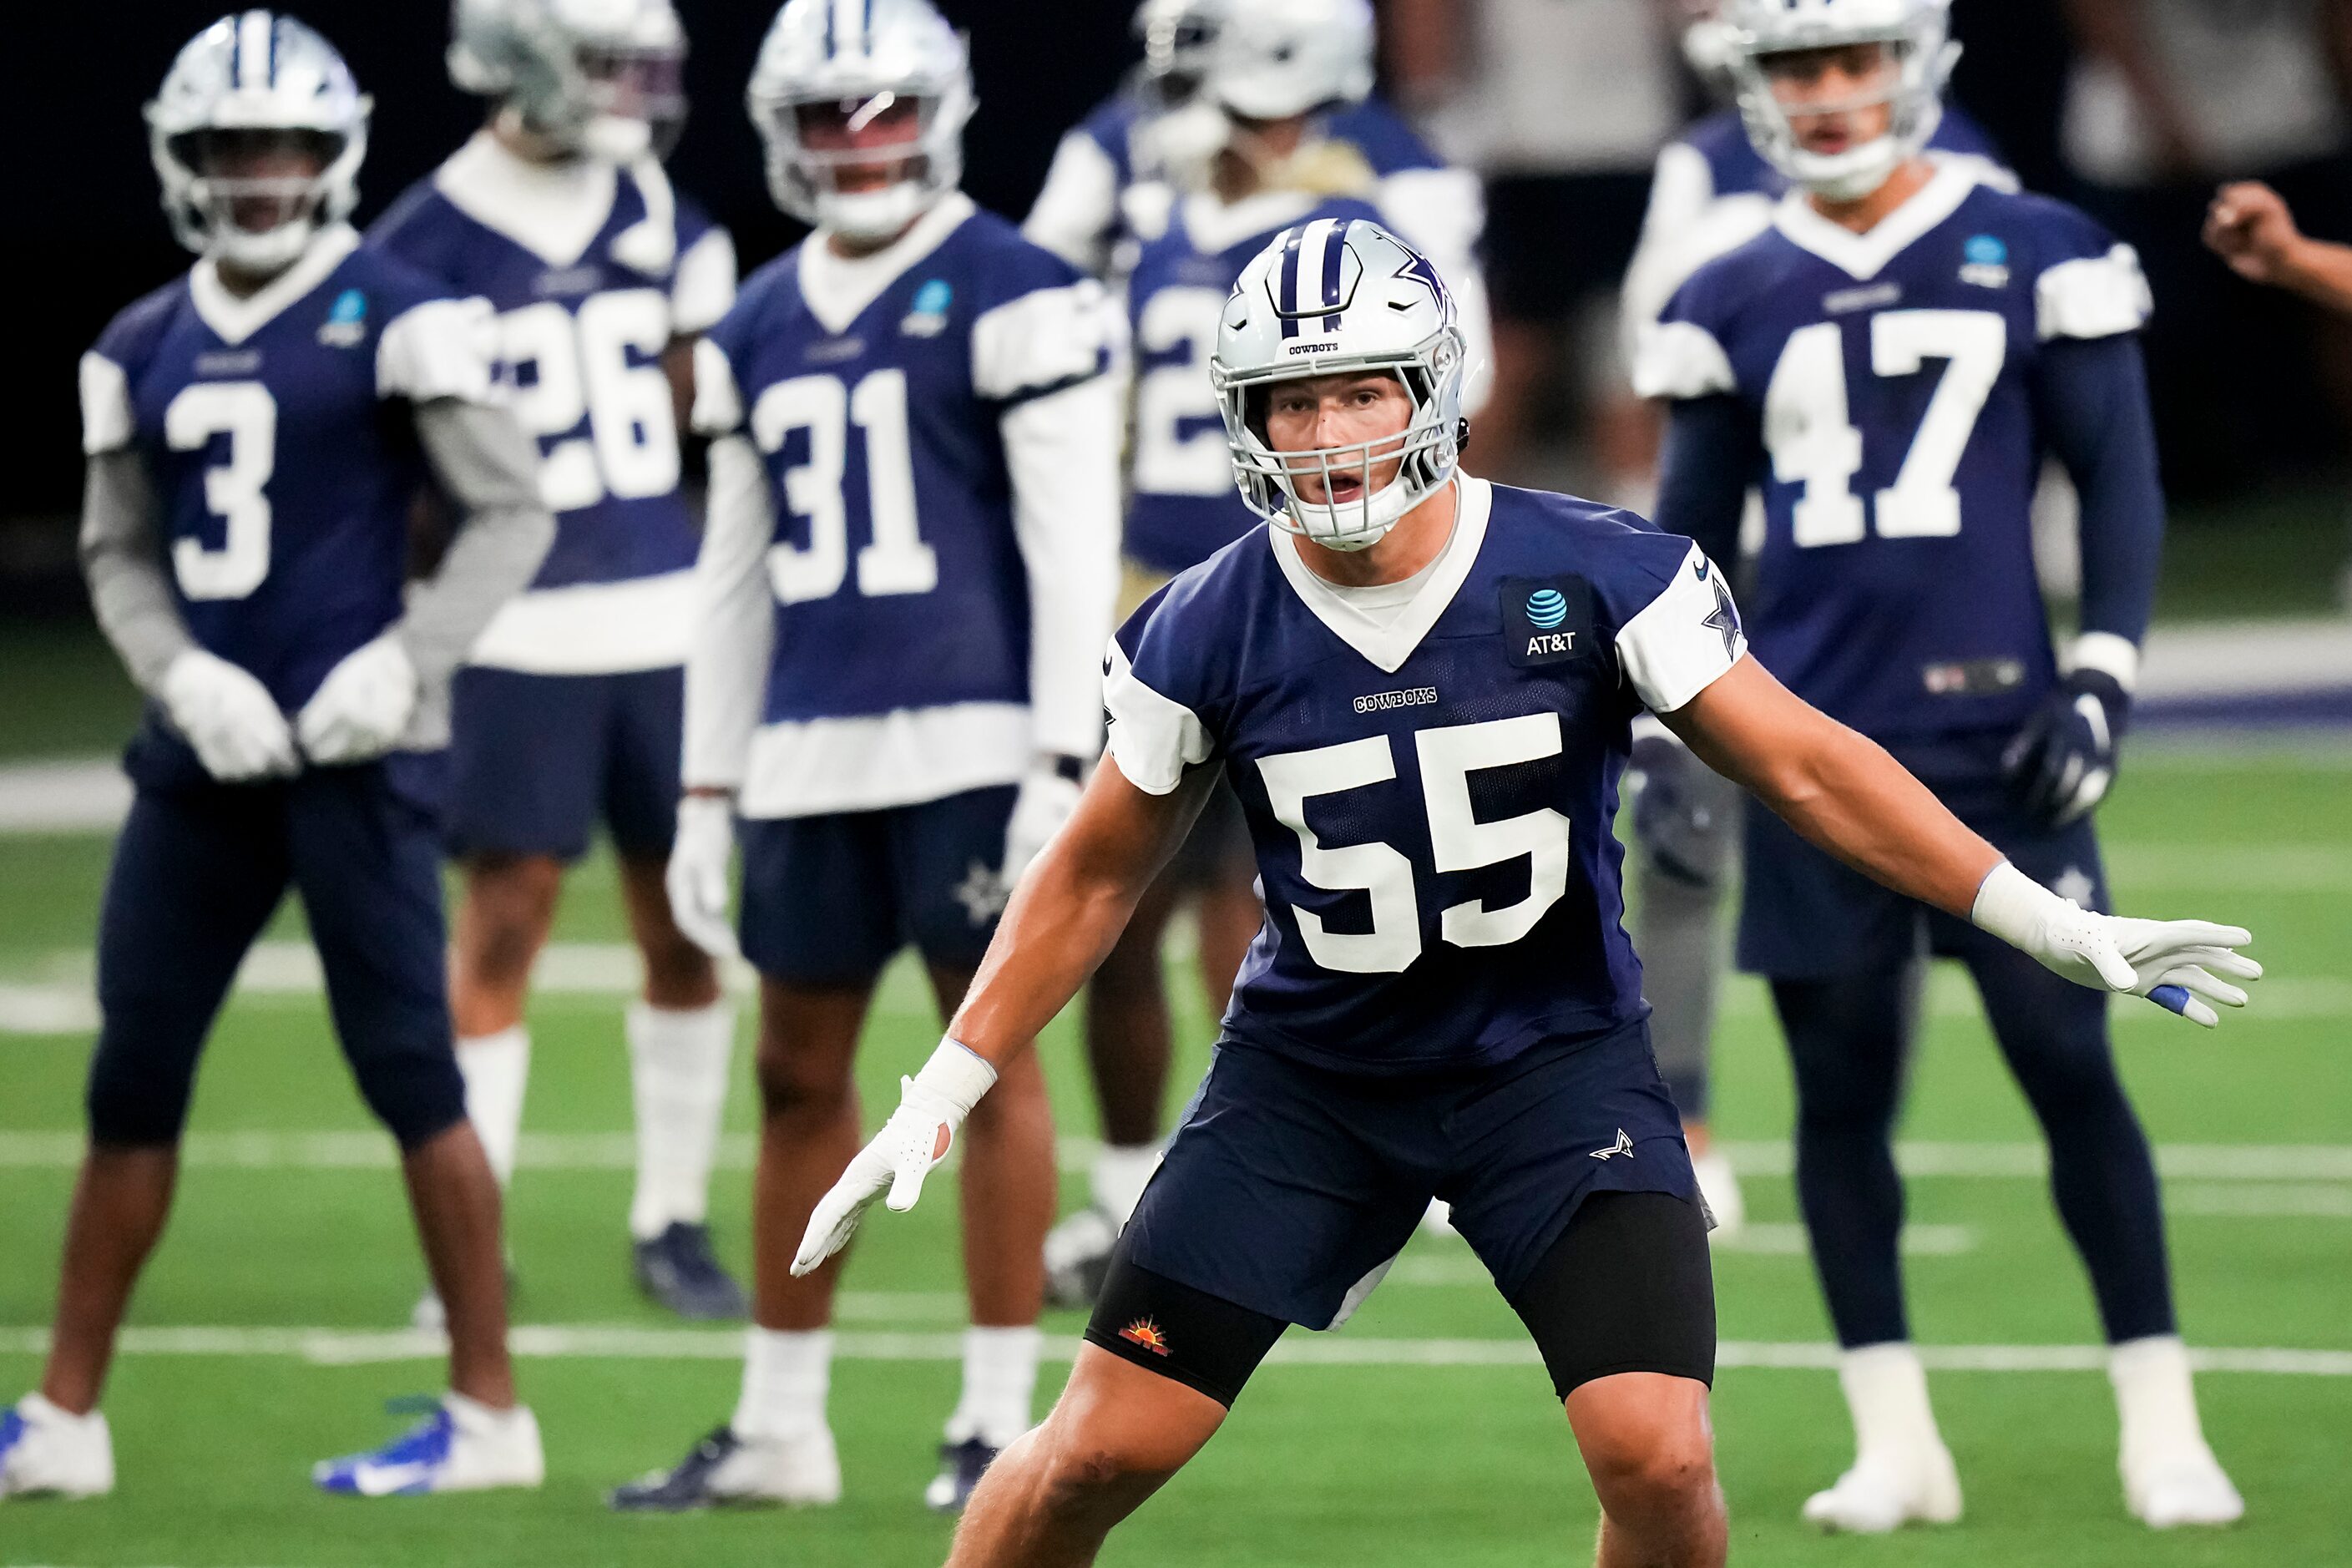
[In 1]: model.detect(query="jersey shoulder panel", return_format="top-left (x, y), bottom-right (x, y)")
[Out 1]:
top-left (89, 275), bottom-right (193, 373)
top-left (1078, 93), bottom-right (1142, 175)
top-left (1636, 223), bottom-right (1807, 397)
top-left (1677, 108), bottom-right (1774, 198)
top-left (334, 241), bottom-right (467, 319)
top-left (1930, 103), bottom-right (2006, 164)
top-left (1105, 533), bottom-right (1274, 793)
top-left (363, 175), bottom-right (469, 276)
top-left (947, 205), bottom-right (1092, 309)
top-left (1954, 184), bottom-right (2149, 341)
top-left (1331, 97), bottom-right (1444, 175)
top-left (1485, 485), bottom-right (1696, 631)
top-left (706, 245), bottom-right (806, 357)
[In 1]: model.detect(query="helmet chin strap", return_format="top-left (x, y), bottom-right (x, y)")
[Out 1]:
top-left (1276, 468), bottom-right (1417, 551)
top-left (818, 180), bottom-right (934, 245)
top-left (1792, 134), bottom-right (1904, 203)
top-left (212, 215), bottom-right (318, 278)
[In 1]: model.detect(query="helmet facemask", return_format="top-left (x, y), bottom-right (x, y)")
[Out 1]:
top-left (157, 124), bottom-right (364, 275)
top-left (1219, 341), bottom-right (1465, 553)
top-left (754, 88), bottom-right (961, 243)
top-left (1730, 18), bottom-right (1954, 202)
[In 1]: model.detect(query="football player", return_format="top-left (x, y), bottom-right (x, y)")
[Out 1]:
top-left (788, 218), bottom-right (2257, 1568)
top-left (1637, 0), bottom-right (2243, 1532)
top-left (606, 0), bottom-right (1122, 1515)
top-left (0, 13), bottom-right (554, 1500)
top-left (1024, 0), bottom-right (1487, 315)
top-left (369, 0), bottom-right (746, 1322)
top-left (1042, 0), bottom-right (1495, 1307)
top-left (1611, 3), bottom-right (2013, 1242)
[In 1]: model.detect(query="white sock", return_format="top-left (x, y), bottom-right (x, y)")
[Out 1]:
top-left (1091, 1144), bottom-right (1161, 1227)
top-left (457, 1026), bottom-right (530, 1188)
top-left (2110, 1335), bottom-right (2209, 1467)
top-left (626, 999), bottom-right (737, 1241)
top-left (944, 1325), bottom-right (1042, 1449)
top-left (443, 1388), bottom-right (523, 1429)
top-left (733, 1328), bottom-right (832, 1442)
top-left (1839, 1343), bottom-right (1945, 1462)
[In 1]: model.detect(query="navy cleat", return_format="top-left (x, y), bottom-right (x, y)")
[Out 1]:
top-left (924, 1437), bottom-right (999, 1515)
top-left (633, 1223), bottom-right (748, 1321)
top-left (609, 1424), bottom-right (841, 1510)
top-left (313, 1396), bottom-right (543, 1496)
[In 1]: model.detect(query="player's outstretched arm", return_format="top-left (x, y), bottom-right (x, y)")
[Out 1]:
top-left (791, 758), bottom-right (1213, 1275)
top-left (1664, 656), bottom-right (2260, 1026)
top-left (2204, 181), bottom-right (2352, 314)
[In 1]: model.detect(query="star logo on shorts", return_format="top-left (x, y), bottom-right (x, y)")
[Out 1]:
top-left (1700, 576), bottom-right (1741, 660)
top-left (1589, 1129), bottom-right (1636, 1161)
top-left (952, 860), bottom-right (1010, 926)
top-left (1119, 1318), bottom-right (1172, 1356)
top-left (2054, 865), bottom-right (2097, 907)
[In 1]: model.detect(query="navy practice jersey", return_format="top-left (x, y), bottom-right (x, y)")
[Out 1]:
top-left (370, 134), bottom-right (735, 671)
top-left (693, 193), bottom-right (1120, 812)
top-left (1636, 164), bottom-right (2152, 743)
top-left (1105, 478), bottom-right (1748, 1075)
top-left (1125, 192), bottom-right (1387, 575)
top-left (78, 227), bottom-right (496, 714)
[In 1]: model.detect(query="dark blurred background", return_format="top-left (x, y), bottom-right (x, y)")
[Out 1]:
top-left (7, 0), bottom-right (2349, 617)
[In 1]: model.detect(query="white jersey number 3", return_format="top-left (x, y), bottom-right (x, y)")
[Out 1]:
top-left (1764, 309), bottom-right (2006, 547)
top-left (1258, 714), bottom-right (1571, 974)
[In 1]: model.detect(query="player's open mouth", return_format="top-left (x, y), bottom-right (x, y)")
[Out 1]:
top-left (1325, 473), bottom-right (1366, 503)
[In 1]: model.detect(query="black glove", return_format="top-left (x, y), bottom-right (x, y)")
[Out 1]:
top-left (2003, 669), bottom-right (2129, 828)
top-left (1630, 731), bottom-right (1728, 887)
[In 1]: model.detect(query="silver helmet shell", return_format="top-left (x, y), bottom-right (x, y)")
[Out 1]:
top-left (1723, 0), bottom-right (1957, 201)
top-left (1206, 0), bottom-right (1374, 122)
top-left (746, 0), bottom-right (974, 244)
top-left (146, 11), bottom-right (372, 275)
top-left (448, 0), bottom-right (687, 163)
top-left (1212, 219), bottom-right (1468, 552)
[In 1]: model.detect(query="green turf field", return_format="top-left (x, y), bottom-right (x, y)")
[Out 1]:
top-left (1, 743), bottom-right (2347, 1567)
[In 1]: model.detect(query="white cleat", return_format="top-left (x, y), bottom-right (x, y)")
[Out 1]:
top-left (0, 1393), bottom-right (114, 1500)
top-left (609, 1425), bottom-right (841, 1510)
top-left (1691, 1148), bottom-right (1744, 1240)
top-left (2125, 1444), bottom-right (2243, 1529)
top-left (1801, 1447), bottom-right (1963, 1533)
top-left (313, 1396), bottom-right (543, 1495)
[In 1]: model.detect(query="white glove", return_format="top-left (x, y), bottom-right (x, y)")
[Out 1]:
top-left (666, 793), bottom-right (740, 961)
top-left (296, 635), bottom-right (418, 766)
top-left (1001, 759), bottom-right (1083, 891)
top-left (159, 649), bottom-right (298, 783)
top-left (792, 1040), bottom-right (999, 1277)
top-left (1971, 862), bottom-right (2261, 1027)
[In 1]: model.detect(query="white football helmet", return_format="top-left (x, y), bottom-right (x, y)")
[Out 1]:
top-left (449, 0), bottom-right (687, 163)
top-left (1135, 0), bottom-right (1223, 109)
top-left (747, 0), bottom-right (974, 244)
top-left (1206, 0), bottom-right (1374, 121)
top-left (1212, 219), bottom-right (1468, 551)
top-left (146, 11), bottom-right (371, 276)
top-left (1723, 0), bottom-right (1957, 201)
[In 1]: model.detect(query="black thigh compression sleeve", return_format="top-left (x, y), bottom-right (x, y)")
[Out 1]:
top-left (1084, 1247), bottom-right (1288, 1409)
top-left (1509, 1191), bottom-right (1717, 1400)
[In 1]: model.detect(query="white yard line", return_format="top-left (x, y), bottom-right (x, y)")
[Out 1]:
top-left (0, 1323), bottom-right (2343, 1376)
top-left (5, 1130), bottom-right (2346, 1187)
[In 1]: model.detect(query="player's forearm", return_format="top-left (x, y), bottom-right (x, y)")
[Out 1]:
top-left (948, 764), bottom-right (1207, 1067)
top-left (1670, 660), bottom-right (2001, 920)
top-left (78, 450), bottom-right (194, 695)
top-left (402, 399), bottom-right (557, 684)
top-left (2270, 235), bottom-right (2352, 314)
top-left (2034, 335), bottom-right (2163, 650)
top-left (681, 435), bottom-right (778, 790)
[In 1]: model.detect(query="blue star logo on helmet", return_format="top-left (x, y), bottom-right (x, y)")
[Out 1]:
top-left (318, 287), bottom-right (369, 347)
top-left (902, 278), bottom-right (953, 338)
top-left (1525, 588), bottom-right (1569, 630)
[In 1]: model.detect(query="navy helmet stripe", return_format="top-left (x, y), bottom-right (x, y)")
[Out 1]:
top-left (1319, 219), bottom-right (1348, 329)
top-left (1277, 225), bottom-right (1306, 339)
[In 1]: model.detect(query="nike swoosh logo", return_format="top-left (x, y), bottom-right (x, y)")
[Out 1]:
top-left (353, 1459), bottom-right (437, 1495)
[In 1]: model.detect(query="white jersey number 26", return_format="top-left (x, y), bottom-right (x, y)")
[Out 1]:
top-left (1763, 308), bottom-right (2006, 548)
top-left (1258, 714), bottom-right (1571, 974)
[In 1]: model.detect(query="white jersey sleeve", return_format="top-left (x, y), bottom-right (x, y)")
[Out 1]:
top-left (1022, 129), bottom-right (1124, 276)
top-left (1614, 541), bottom-right (1748, 713)
top-left (376, 296), bottom-right (502, 404)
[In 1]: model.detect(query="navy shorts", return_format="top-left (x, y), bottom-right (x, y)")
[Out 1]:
top-left (1738, 767), bottom-right (2111, 979)
top-left (737, 785), bottom-right (1018, 985)
top-left (445, 665), bottom-right (683, 862)
top-left (1120, 1017), bottom-right (1697, 1329)
top-left (89, 760), bottom-right (464, 1151)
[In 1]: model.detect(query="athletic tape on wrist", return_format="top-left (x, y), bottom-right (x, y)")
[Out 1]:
top-left (912, 1038), bottom-right (998, 1118)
